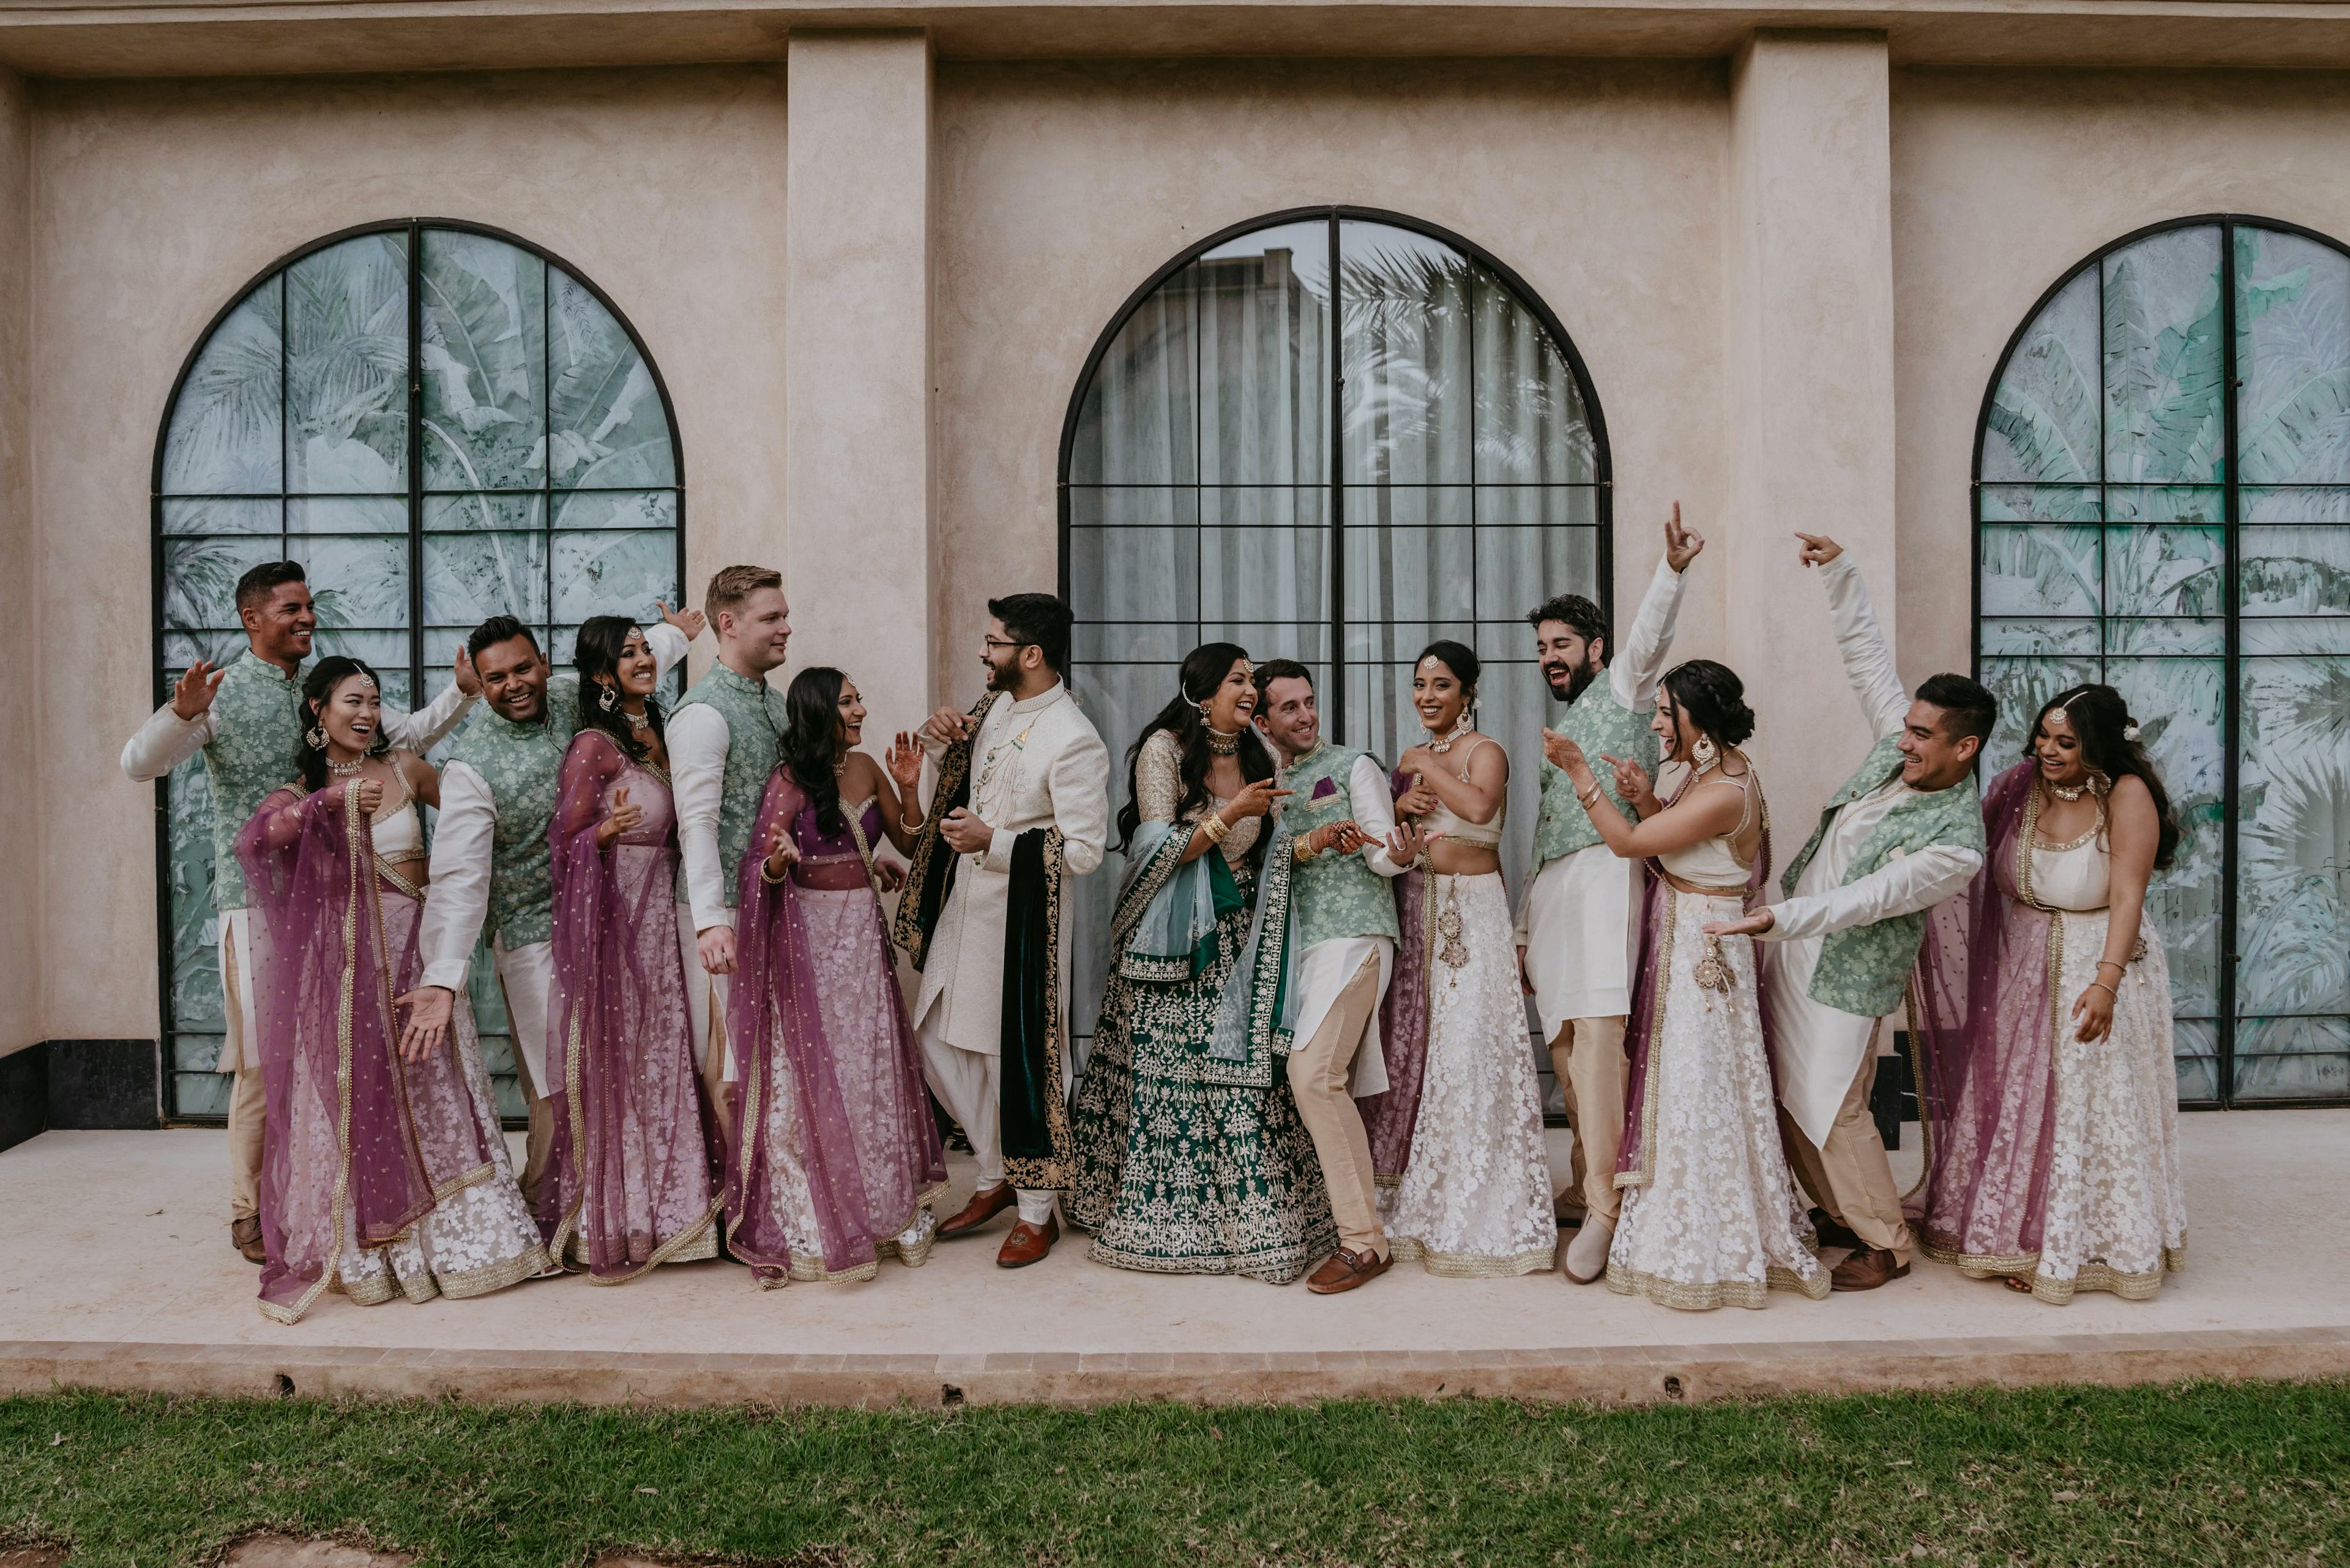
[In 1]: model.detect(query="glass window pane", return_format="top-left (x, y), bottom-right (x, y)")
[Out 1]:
top-left (423, 530), bottom-right (552, 628)
top-left (420, 229), bottom-right (547, 493)
top-left (2236, 654), bottom-right (2350, 1026)
top-left (161, 498), bottom-right (277, 537)
top-left (173, 1070), bottom-right (231, 1118)
top-left (2234, 1017), bottom-right (2350, 1102)
top-left (288, 496), bottom-right (405, 534)
top-left (1340, 222), bottom-right (1473, 484)
top-left (1979, 524), bottom-right (2099, 618)
top-left (2105, 485), bottom-right (2223, 524)
top-left (1069, 271), bottom-right (1199, 486)
top-left (2174, 1018), bottom-right (2221, 1104)
top-left (1982, 269), bottom-right (2100, 485)
top-left (2102, 223), bottom-right (2225, 483)
top-left (304, 535), bottom-right (411, 631)
top-left (285, 232), bottom-right (410, 495)
top-left (1202, 528), bottom-right (1326, 624)
top-left (1474, 265), bottom-right (1595, 483)
top-left (1198, 222), bottom-right (1330, 487)
top-left (550, 488), bottom-right (677, 533)
top-left (550, 267), bottom-right (677, 488)
top-left (1980, 617), bottom-right (2097, 656)
top-left (423, 493), bottom-right (546, 533)
top-left (2237, 227), bottom-right (2350, 486)
top-left (1341, 485), bottom-right (1472, 624)
top-left (162, 284), bottom-right (283, 496)
top-left (1475, 523), bottom-right (1598, 622)
top-left (163, 536), bottom-right (286, 630)
top-left (1977, 483), bottom-right (2100, 523)
top-left (2108, 655), bottom-right (2226, 1020)
top-left (551, 529), bottom-right (679, 623)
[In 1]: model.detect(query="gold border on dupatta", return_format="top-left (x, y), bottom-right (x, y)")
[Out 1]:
top-left (1387, 1236), bottom-right (1553, 1279)
top-left (1613, 886), bottom-right (1678, 1194)
top-left (1004, 827), bottom-right (1077, 1194)
top-left (890, 692), bottom-right (998, 966)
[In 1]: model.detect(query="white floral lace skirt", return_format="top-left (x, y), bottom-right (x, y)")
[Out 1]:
top-left (1947, 911), bottom-right (2187, 1304)
top-left (1384, 872), bottom-right (1556, 1278)
top-left (1607, 887), bottom-right (1826, 1311)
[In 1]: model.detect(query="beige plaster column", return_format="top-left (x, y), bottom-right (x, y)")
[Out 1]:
top-left (0, 67), bottom-right (35, 1058)
top-left (784, 31), bottom-right (935, 741)
top-left (1721, 31), bottom-right (1900, 818)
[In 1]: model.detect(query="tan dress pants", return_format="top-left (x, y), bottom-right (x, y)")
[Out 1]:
top-left (226, 1062), bottom-right (267, 1223)
top-left (1777, 1044), bottom-right (1913, 1264)
top-left (1547, 1015), bottom-right (1627, 1222)
top-left (1288, 954), bottom-right (1387, 1259)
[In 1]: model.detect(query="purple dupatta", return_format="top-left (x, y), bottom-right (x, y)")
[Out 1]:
top-left (1357, 766), bottom-right (1431, 1181)
top-left (1913, 760), bottom-right (2056, 1263)
top-left (725, 768), bottom-right (947, 1282)
top-left (237, 781), bottom-right (437, 1323)
top-left (1614, 769), bottom-right (1775, 1184)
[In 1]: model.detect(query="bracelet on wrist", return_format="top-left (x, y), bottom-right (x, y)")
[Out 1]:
top-left (759, 856), bottom-right (790, 885)
top-left (2086, 980), bottom-right (2117, 1001)
top-left (1199, 814), bottom-right (1231, 846)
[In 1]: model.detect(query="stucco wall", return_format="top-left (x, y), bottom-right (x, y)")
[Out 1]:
top-left (37, 65), bottom-right (789, 1041)
top-left (0, 69), bottom-right (34, 1058)
top-left (1890, 65), bottom-right (2350, 680)
top-left (930, 56), bottom-right (1734, 704)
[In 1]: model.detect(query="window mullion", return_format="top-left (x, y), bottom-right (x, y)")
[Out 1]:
top-left (2218, 217), bottom-right (2243, 1107)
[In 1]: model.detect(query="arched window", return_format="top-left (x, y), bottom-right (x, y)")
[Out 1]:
top-left (1061, 207), bottom-right (1609, 1063)
top-left (154, 220), bottom-right (684, 1120)
top-left (1975, 215), bottom-right (2350, 1107)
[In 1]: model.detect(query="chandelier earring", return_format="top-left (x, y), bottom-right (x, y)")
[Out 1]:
top-left (305, 722), bottom-right (327, 750)
top-left (599, 681), bottom-right (619, 713)
top-left (1690, 732), bottom-right (1720, 772)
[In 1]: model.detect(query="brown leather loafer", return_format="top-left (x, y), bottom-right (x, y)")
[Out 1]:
top-left (1830, 1245), bottom-right (1911, 1291)
top-left (1808, 1208), bottom-right (1863, 1252)
top-left (996, 1215), bottom-right (1059, 1268)
top-left (1306, 1245), bottom-right (1392, 1295)
top-left (230, 1215), bottom-right (267, 1265)
top-left (938, 1182), bottom-right (1017, 1240)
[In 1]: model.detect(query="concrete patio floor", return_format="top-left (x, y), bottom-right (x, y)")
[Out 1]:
top-left (4, 1113), bottom-right (2346, 1408)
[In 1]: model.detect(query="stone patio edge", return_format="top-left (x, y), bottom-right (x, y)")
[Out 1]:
top-left (4, 1327), bottom-right (2345, 1408)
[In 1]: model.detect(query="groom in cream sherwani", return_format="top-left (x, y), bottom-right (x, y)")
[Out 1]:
top-left (895, 592), bottom-right (1111, 1269)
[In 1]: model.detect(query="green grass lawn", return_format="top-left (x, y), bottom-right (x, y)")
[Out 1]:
top-left (4, 1381), bottom-right (2347, 1566)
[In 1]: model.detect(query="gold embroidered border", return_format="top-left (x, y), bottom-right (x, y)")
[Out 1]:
top-left (1003, 829), bottom-right (1076, 1194)
top-left (436, 1240), bottom-right (554, 1301)
top-left (1925, 1240), bottom-right (2185, 1305)
top-left (890, 693), bottom-right (996, 965)
top-left (1603, 1255), bottom-right (1830, 1311)
top-left (1614, 886), bottom-right (1677, 1193)
top-left (1083, 1235), bottom-right (1322, 1284)
top-left (1387, 1234), bottom-right (1553, 1279)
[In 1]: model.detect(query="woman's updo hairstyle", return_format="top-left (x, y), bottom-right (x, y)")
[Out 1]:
top-left (1660, 659), bottom-right (1756, 749)
top-left (1412, 639), bottom-right (1482, 700)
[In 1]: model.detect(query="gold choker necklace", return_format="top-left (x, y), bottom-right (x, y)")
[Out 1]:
top-left (1425, 717), bottom-right (1472, 753)
top-left (1204, 725), bottom-right (1241, 756)
top-left (327, 758), bottom-right (365, 777)
top-left (2046, 774), bottom-right (2105, 802)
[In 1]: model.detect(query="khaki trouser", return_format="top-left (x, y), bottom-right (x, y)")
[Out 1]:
top-left (1288, 954), bottom-right (1387, 1259)
top-left (490, 937), bottom-right (560, 1217)
top-left (677, 903), bottom-right (736, 1145)
top-left (1778, 1047), bottom-right (1913, 1264)
top-left (226, 1062), bottom-right (267, 1223)
top-left (1548, 1015), bottom-right (1627, 1223)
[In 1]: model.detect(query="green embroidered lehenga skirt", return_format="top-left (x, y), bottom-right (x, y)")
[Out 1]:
top-left (1069, 857), bottom-right (1338, 1283)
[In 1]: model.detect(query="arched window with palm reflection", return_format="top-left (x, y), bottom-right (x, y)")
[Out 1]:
top-left (1059, 208), bottom-right (1610, 1073)
top-left (152, 219), bottom-right (685, 1121)
top-left (1974, 214), bottom-right (2350, 1106)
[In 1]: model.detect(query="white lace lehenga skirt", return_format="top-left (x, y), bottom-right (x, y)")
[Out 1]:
top-left (1383, 872), bottom-right (1556, 1278)
top-left (1938, 912), bottom-right (2187, 1304)
top-left (1607, 886), bottom-right (1826, 1310)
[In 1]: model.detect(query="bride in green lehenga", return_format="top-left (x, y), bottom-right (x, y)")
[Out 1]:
top-left (1067, 643), bottom-right (1340, 1283)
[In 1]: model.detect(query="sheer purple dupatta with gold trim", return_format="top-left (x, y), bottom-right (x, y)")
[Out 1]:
top-left (1614, 768), bottom-right (1775, 1183)
top-left (1357, 765), bottom-right (1430, 1181)
top-left (1914, 761), bottom-right (2054, 1261)
top-left (725, 768), bottom-right (945, 1280)
top-left (237, 782), bottom-right (436, 1320)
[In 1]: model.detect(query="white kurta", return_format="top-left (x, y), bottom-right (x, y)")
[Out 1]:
top-left (1516, 555), bottom-right (1687, 1034)
top-left (122, 661), bottom-right (479, 1075)
top-left (1283, 749), bottom-right (1409, 1098)
top-left (912, 681), bottom-right (1112, 1056)
top-left (1758, 555), bottom-right (1983, 1147)
top-left (413, 625), bottom-right (688, 1094)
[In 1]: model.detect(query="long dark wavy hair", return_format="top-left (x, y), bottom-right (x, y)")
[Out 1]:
top-left (2028, 683), bottom-right (2183, 870)
top-left (297, 655), bottom-right (392, 793)
top-left (780, 665), bottom-right (854, 840)
top-left (575, 615), bottom-right (666, 764)
top-left (1115, 642), bottom-right (1275, 865)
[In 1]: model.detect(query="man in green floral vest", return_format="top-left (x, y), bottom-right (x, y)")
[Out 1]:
top-left (1707, 532), bottom-right (1994, 1293)
top-left (1518, 506), bottom-right (1702, 1285)
top-left (669, 564), bottom-right (796, 1135)
top-left (1251, 659), bottom-right (1411, 1294)
top-left (122, 559), bottom-right (481, 1264)
top-left (397, 605), bottom-right (701, 1214)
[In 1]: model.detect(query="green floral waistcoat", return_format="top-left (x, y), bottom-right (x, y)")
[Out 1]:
top-left (446, 674), bottom-right (592, 949)
top-left (203, 652), bottom-right (307, 911)
top-left (1281, 742), bottom-right (1401, 952)
top-left (1531, 681), bottom-right (1658, 874)
top-left (671, 662), bottom-right (786, 909)
top-left (1782, 733), bottom-right (1988, 1017)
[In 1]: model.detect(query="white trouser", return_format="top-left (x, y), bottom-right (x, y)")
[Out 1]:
top-left (919, 1016), bottom-right (1057, 1226)
top-left (490, 935), bottom-right (559, 1214)
top-left (677, 902), bottom-right (736, 1085)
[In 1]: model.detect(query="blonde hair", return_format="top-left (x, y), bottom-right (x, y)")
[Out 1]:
top-left (704, 564), bottom-right (783, 627)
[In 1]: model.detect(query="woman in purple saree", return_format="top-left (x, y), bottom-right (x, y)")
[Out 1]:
top-left (723, 666), bottom-right (948, 1286)
top-left (239, 657), bottom-right (546, 1324)
top-left (1914, 684), bottom-right (2186, 1303)
top-left (542, 616), bottom-right (723, 1282)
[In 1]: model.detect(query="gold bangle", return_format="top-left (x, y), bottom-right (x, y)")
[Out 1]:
top-left (1292, 835), bottom-right (1315, 865)
top-left (1576, 786), bottom-right (1603, 809)
top-left (1199, 813), bottom-right (1230, 845)
top-left (759, 856), bottom-right (790, 885)
top-left (2086, 980), bottom-right (2117, 1001)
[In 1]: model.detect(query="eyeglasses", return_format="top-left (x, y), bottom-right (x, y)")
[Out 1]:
top-left (982, 638), bottom-right (1034, 653)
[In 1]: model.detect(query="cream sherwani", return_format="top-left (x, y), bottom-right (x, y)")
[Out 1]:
top-left (914, 681), bottom-right (1110, 1225)
top-left (1757, 556), bottom-right (1983, 1261)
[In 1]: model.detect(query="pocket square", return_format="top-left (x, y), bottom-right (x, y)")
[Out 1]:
top-left (1310, 777), bottom-right (1338, 802)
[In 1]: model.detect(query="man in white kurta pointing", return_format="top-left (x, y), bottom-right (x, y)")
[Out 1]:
top-left (1516, 506), bottom-right (1701, 1284)
top-left (897, 594), bottom-right (1111, 1269)
top-left (1707, 531), bottom-right (1993, 1291)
